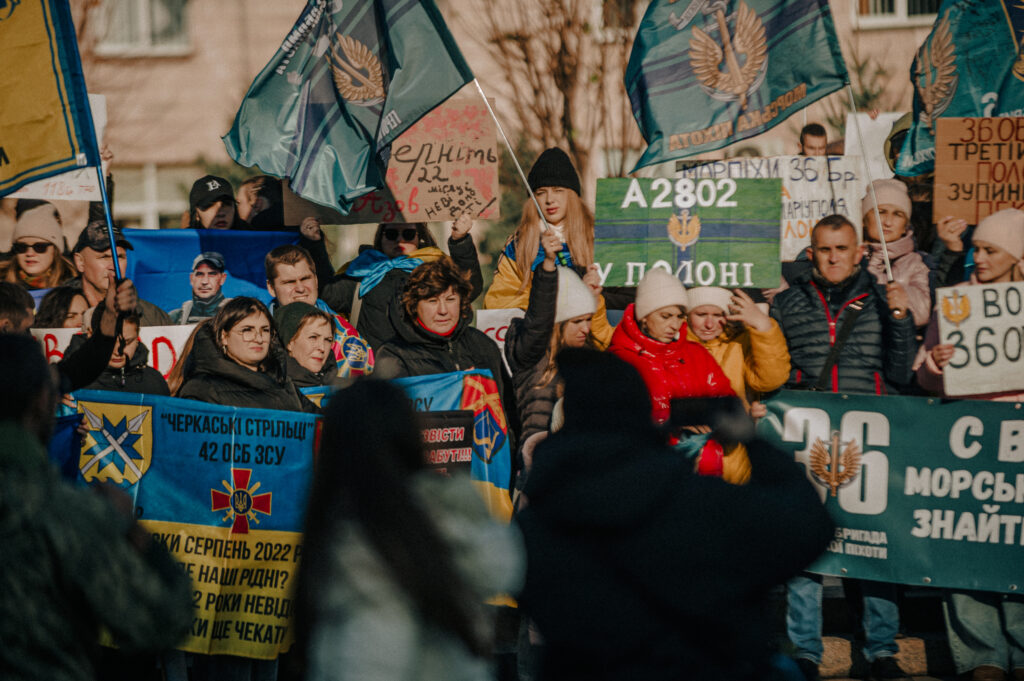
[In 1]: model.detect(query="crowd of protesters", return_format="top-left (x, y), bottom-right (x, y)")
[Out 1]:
top-left (1, 117), bottom-right (1023, 681)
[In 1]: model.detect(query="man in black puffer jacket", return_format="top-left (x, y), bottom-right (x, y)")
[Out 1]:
top-left (770, 214), bottom-right (917, 681)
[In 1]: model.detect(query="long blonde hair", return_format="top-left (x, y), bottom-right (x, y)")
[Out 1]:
top-left (512, 194), bottom-right (594, 293)
top-left (535, 317), bottom-right (596, 389)
top-left (0, 250), bottom-right (76, 288)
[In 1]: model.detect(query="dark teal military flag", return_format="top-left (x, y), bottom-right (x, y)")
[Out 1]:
top-left (626, 0), bottom-right (848, 171)
top-left (896, 0), bottom-right (1024, 177)
top-left (223, 0), bottom-right (473, 214)
top-left (0, 0), bottom-right (100, 196)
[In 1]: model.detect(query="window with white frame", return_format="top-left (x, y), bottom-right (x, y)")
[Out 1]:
top-left (857, 0), bottom-right (938, 27)
top-left (94, 0), bottom-right (189, 56)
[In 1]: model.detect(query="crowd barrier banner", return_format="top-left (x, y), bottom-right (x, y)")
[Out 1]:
top-left (934, 117), bottom-right (1024, 224)
top-left (935, 281), bottom-right (1024, 397)
top-left (0, 0), bottom-right (99, 195)
top-left (759, 390), bottom-right (1024, 594)
top-left (59, 390), bottom-right (318, 658)
top-left (676, 155), bottom-right (865, 260)
top-left (594, 176), bottom-right (781, 288)
top-left (123, 229), bottom-right (300, 312)
top-left (897, 1), bottom-right (1024, 177)
top-left (394, 370), bottom-right (514, 522)
top-left (32, 325), bottom-right (197, 378)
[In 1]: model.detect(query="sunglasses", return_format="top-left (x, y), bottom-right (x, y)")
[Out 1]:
top-left (13, 242), bottom-right (51, 255)
top-left (382, 228), bottom-right (418, 242)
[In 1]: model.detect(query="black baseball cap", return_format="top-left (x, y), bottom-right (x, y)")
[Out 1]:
top-left (73, 220), bottom-right (133, 253)
top-left (189, 175), bottom-right (235, 210)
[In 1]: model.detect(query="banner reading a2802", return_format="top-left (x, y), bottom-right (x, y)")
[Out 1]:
top-left (594, 177), bottom-right (781, 288)
top-left (68, 390), bottom-right (318, 659)
top-left (759, 390), bottom-right (1024, 594)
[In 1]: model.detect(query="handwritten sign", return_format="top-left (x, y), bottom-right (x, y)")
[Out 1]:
top-left (934, 117), bottom-right (1024, 224)
top-left (677, 155), bottom-right (865, 261)
top-left (32, 325), bottom-right (196, 379)
top-left (935, 281), bottom-right (1024, 396)
top-left (473, 308), bottom-right (524, 352)
top-left (283, 98), bottom-right (499, 225)
top-left (594, 177), bottom-right (782, 288)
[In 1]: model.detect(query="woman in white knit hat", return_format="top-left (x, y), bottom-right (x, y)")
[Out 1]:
top-left (504, 230), bottom-right (598, 493)
top-left (685, 286), bottom-right (790, 483)
top-left (0, 202), bottom-right (76, 290)
top-left (916, 208), bottom-right (1024, 681)
top-left (608, 269), bottom-right (734, 476)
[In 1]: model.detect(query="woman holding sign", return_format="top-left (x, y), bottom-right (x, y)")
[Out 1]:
top-left (916, 208), bottom-right (1024, 681)
top-left (483, 148), bottom-right (615, 348)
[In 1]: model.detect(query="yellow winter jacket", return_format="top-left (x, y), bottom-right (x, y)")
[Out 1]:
top-left (484, 254), bottom-right (615, 349)
top-left (686, 319), bottom-right (791, 484)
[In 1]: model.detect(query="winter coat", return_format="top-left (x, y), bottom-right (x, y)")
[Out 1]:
top-left (177, 324), bottom-right (318, 413)
top-left (76, 337), bottom-right (170, 396)
top-left (0, 422), bottom-right (193, 681)
top-left (483, 240), bottom-right (615, 349)
top-left (517, 428), bottom-right (834, 681)
top-left (770, 266), bottom-right (918, 394)
top-left (168, 292), bottom-right (229, 324)
top-left (863, 228), bottom-right (934, 327)
top-left (285, 351), bottom-right (338, 389)
top-left (608, 303), bottom-right (735, 427)
top-left (320, 235), bottom-right (483, 350)
top-left (306, 472), bottom-right (524, 681)
top-left (685, 320), bottom-right (790, 484)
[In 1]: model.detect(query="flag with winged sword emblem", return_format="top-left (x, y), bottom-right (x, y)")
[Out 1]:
top-left (626, 0), bottom-right (848, 170)
top-left (223, 0), bottom-right (473, 214)
top-left (895, 0), bottom-right (1024, 177)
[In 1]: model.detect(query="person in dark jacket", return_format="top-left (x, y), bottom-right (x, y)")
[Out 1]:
top-left (76, 313), bottom-right (169, 395)
top-left (375, 256), bottom-right (506, 396)
top-left (516, 348), bottom-right (833, 681)
top-left (274, 301), bottom-right (339, 388)
top-left (504, 228), bottom-right (597, 493)
top-left (769, 214), bottom-right (916, 681)
top-left (178, 297), bottom-right (317, 413)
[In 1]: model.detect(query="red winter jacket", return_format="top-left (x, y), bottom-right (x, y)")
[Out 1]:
top-left (609, 304), bottom-right (736, 427)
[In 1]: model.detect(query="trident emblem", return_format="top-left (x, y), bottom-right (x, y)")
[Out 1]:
top-left (689, 0), bottom-right (768, 110)
top-left (809, 430), bottom-right (862, 497)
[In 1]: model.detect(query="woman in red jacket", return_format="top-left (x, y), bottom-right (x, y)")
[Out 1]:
top-left (609, 269), bottom-right (735, 474)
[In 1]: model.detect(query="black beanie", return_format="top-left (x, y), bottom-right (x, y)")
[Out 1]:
top-left (274, 302), bottom-right (321, 347)
top-left (527, 148), bottom-right (581, 196)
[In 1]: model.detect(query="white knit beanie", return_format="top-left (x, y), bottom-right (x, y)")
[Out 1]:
top-left (861, 178), bottom-right (912, 221)
top-left (686, 287), bottom-right (732, 313)
top-left (555, 267), bottom-right (597, 323)
top-left (14, 204), bottom-right (66, 251)
top-left (973, 208), bottom-right (1024, 260)
top-left (635, 268), bottom-right (688, 320)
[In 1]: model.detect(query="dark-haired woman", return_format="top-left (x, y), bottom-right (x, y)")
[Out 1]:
top-left (178, 297), bottom-right (317, 413)
top-left (375, 256), bottom-right (505, 394)
top-left (291, 379), bottom-right (523, 680)
top-left (34, 286), bottom-right (89, 329)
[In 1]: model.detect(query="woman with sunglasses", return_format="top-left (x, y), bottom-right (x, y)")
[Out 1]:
top-left (177, 297), bottom-right (318, 413)
top-left (1, 203), bottom-right (75, 289)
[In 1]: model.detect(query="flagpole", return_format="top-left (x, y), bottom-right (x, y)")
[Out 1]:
top-left (846, 83), bottom-right (892, 282)
top-left (472, 79), bottom-right (551, 233)
top-left (77, 95), bottom-right (122, 282)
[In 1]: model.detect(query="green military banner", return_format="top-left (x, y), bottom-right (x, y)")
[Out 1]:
top-left (759, 390), bottom-right (1024, 594)
top-left (593, 176), bottom-right (781, 288)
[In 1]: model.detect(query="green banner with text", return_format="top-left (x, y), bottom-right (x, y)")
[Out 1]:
top-left (759, 390), bottom-right (1024, 594)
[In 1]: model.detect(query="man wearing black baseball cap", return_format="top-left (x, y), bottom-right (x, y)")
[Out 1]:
top-left (70, 220), bottom-right (172, 326)
top-left (187, 175), bottom-right (242, 229)
top-left (170, 251), bottom-right (232, 324)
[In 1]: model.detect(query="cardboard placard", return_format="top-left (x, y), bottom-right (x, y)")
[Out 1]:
top-left (935, 281), bottom-right (1024, 396)
top-left (934, 117), bottom-right (1024, 224)
top-left (283, 98), bottom-right (499, 225)
top-left (677, 155), bottom-right (865, 261)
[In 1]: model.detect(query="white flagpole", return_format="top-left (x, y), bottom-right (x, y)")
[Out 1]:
top-left (846, 83), bottom-right (893, 282)
top-left (473, 79), bottom-right (551, 233)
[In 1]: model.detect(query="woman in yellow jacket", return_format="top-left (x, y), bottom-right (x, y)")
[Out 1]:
top-left (483, 148), bottom-right (615, 348)
top-left (685, 286), bottom-right (791, 483)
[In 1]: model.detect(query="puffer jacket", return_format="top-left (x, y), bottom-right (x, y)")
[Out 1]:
top-left (177, 324), bottom-right (319, 413)
top-left (76, 337), bottom-right (170, 396)
top-left (608, 303), bottom-right (735, 427)
top-left (770, 266), bottom-right (917, 394)
top-left (285, 350), bottom-right (339, 389)
top-left (863, 228), bottom-right (934, 328)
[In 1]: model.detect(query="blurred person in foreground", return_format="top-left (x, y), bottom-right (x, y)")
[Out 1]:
top-left (516, 349), bottom-right (832, 681)
top-left (0, 334), bottom-right (192, 681)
